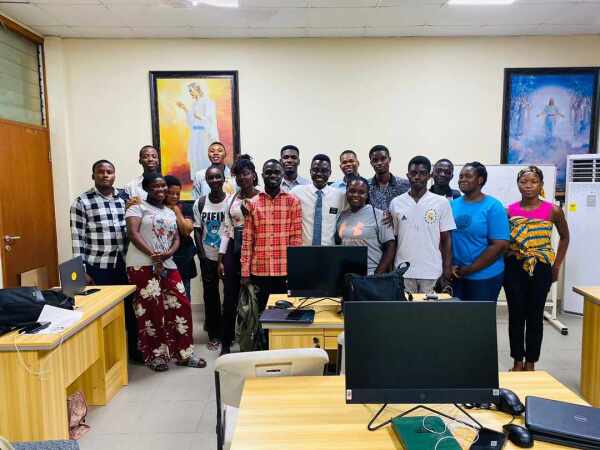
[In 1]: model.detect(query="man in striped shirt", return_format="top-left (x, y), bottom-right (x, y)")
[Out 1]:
top-left (241, 159), bottom-right (302, 311)
top-left (70, 159), bottom-right (142, 362)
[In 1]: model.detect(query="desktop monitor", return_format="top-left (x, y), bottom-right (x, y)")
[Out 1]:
top-left (287, 246), bottom-right (367, 297)
top-left (344, 301), bottom-right (499, 405)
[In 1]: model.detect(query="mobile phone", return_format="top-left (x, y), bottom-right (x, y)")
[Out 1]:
top-left (80, 288), bottom-right (101, 296)
top-left (19, 321), bottom-right (51, 334)
top-left (470, 428), bottom-right (506, 450)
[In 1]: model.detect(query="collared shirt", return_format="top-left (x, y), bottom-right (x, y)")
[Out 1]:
top-left (430, 185), bottom-right (461, 200)
top-left (70, 187), bottom-right (127, 269)
top-left (331, 174), bottom-right (360, 191)
top-left (124, 175), bottom-right (147, 201)
top-left (192, 166), bottom-right (238, 200)
top-left (241, 191), bottom-right (302, 277)
top-left (368, 174), bottom-right (410, 212)
top-left (290, 184), bottom-right (346, 246)
top-left (280, 175), bottom-right (310, 193)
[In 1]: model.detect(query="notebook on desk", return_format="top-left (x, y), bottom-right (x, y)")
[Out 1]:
top-left (392, 416), bottom-right (461, 450)
top-left (259, 308), bottom-right (315, 324)
top-left (525, 396), bottom-right (600, 449)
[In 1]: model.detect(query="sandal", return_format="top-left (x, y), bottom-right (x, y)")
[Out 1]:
top-left (176, 355), bottom-right (207, 368)
top-left (207, 339), bottom-right (221, 352)
top-left (148, 356), bottom-right (169, 372)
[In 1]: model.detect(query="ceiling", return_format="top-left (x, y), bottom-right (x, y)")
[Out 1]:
top-left (1, 0), bottom-right (600, 39)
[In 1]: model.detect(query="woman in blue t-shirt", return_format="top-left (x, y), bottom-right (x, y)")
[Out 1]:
top-left (450, 162), bottom-right (510, 301)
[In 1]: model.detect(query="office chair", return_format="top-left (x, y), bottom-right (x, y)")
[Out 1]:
top-left (214, 348), bottom-right (329, 450)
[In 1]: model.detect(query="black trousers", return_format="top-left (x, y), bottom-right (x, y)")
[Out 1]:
top-left (85, 257), bottom-right (143, 363)
top-left (252, 276), bottom-right (287, 312)
top-left (222, 242), bottom-right (241, 347)
top-left (504, 256), bottom-right (552, 363)
top-left (199, 257), bottom-right (222, 341)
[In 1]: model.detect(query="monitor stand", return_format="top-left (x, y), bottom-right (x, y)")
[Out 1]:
top-left (367, 403), bottom-right (483, 432)
top-left (295, 297), bottom-right (340, 310)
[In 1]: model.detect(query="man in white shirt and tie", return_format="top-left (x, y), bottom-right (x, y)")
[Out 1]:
top-left (291, 154), bottom-right (345, 246)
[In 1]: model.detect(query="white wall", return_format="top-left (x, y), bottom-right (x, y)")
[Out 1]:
top-left (44, 35), bottom-right (600, 300)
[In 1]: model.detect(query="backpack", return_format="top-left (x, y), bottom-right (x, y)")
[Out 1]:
top-left (0, 287), bottom-right (74, 336)
top-left (343, 263), bottom-right (411, 303)
top-left (235, 284), bottom-right (266, 352)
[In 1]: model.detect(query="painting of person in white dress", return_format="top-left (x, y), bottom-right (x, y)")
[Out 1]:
top-left (176, 81), bottom-right (220, 180)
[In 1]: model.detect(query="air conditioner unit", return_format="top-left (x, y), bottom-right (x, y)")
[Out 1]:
top-left (563, 154), bottom-right (600, 314)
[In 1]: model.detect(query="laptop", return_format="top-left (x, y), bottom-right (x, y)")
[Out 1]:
top-left (526, 396), bottom-right (600, 449)
top-left (58, 256), bottom-right (87, 298)
top-left (259, 308), bottom-right (315, 324)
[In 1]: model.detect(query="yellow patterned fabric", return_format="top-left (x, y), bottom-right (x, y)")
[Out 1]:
top-left (509, 216), bottom-right (555, 276)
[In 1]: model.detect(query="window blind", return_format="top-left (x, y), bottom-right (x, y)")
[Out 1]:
top-left (0, 24), bottom-right (43, 126)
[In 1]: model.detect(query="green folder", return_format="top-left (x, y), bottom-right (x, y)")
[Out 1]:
top-left (392, 416), bottom-right (462, 450)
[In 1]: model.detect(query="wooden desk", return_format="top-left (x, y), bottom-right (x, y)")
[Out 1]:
top-left (573, 286), bottom-right (600, 407)
top-left (0, 285), bottom-right (134, 442)
top-left (231, 371), bottom-right (588, 450)
top-left (264, 294), bottom-right (450, 351)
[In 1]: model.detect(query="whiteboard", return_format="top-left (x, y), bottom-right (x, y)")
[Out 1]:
top-left (449, 164), bottom-right (557, 206)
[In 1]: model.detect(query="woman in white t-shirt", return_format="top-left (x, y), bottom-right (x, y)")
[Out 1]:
top-left (126, 173), bottom-right (205, 372)
top-left (217, 155), bottom-right (260, 355)
top-left (193, 165), bottom-right (230, 352)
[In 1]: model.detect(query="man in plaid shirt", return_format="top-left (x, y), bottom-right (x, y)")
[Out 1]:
top-left (70, 159), bottom-right (142, 362)
top-left (241, 159), bottom-right (302, 311)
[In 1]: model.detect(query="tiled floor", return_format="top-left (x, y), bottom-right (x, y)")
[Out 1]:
top-left (79, 310), bottom-right (584, 450)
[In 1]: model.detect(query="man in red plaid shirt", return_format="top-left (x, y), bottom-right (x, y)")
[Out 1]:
top-left (241, 159), bottom-right (303, 310)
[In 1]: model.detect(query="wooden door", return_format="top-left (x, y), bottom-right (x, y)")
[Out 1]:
top-left (0, 118), bottom-right (58, 287)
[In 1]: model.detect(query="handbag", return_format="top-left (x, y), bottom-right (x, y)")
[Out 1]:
top-left (67, 391), bottom-right (90, 440)
top-left (343, 262), bottom-right (410, 303)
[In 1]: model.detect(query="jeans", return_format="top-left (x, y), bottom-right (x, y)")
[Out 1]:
top-left (504, 257), bottom-right (552, 362)
top-left (199, 257), bottom-right (222, 341)
top-left (86, 256), bottom-right (143, 363)
top-left (222, 241), bottom-right (241, 347)
top-left (453, 272), bottom-right (504, 302)
top-left (182, 278), bottom-right (192, 302)
top-left (404, 278), bottom-right (437, 295)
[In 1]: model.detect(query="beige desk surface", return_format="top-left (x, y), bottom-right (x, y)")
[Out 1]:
top-left (0, 285), bottom-right (135, 351)
top-left (263, 294), bottom-right (451, 329)
top-left (231, 371), bottom-right (588, 450)
top-left (573, 287), bottom-right (600, 305)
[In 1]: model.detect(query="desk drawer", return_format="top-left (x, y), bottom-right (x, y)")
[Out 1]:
top-left (269, 331), bottom-right (324, 350)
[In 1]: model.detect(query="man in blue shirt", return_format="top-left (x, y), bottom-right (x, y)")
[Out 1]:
top-left (332, 149), bottom-right (360, 191)
top-left (367, 145), bottom-right (409, 212)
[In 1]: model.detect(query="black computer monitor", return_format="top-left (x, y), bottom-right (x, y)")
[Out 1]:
top-left (344, 301), bottom-right (499, 405)
top-left (287, 246), bottom-right (367, 297)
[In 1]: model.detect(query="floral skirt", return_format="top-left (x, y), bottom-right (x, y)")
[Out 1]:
top-left (127, 266), bottom-right (194, 364)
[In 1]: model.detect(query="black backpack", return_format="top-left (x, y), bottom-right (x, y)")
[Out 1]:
top-left (0, 287), bottom-right (74, 335)
top-left (343, 263), bottom-right (411, 303)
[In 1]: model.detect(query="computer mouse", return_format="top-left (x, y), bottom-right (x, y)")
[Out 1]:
top-left (496, 388), bottom-right (525, 416)
top-left (503, 424), bottom-right (533, 448)
top-left (275, 300), bottom-right (293, 309)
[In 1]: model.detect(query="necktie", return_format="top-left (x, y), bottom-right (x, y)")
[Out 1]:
top-left (312, 190), bottom-right (323, 245)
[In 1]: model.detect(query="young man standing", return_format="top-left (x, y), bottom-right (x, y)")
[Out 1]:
top-left (430, 158), bottom-right (461, 200)
top-left (368, 145), bottom-right (410, 211)
top-left (193, 165), bottom-right (229, 352)
top-left (280, 145), bottom-right (310, 192)
top-left (70, 159), bottom-right (142, 362)
top-left (332, 149), bottom-right (360, 191)
top-left (390, 156), bottom-right (456, 294)
top-left (192, 141), bottom-right (237, 199)
top-left (124, 145), bottom-right (160, 202)
top-left (241, 160), bottom-right (302, 311)
top-left (291, 154), bottom-right (345, 246)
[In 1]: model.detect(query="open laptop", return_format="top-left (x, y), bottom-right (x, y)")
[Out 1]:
top-left (58, 256), bottom-right (99, 298)
top-left (526, 396), bottom-right (600, 449)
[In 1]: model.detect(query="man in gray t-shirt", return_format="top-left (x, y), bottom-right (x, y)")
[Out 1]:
top-left (337, 205), bottom-right (395, 275)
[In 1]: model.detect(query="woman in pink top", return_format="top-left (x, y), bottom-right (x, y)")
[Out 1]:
top-left (504, 166), bottom-right (570, 372)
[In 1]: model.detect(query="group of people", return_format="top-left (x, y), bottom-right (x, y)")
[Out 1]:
top-left (70, 141), bottom-right (570, 374)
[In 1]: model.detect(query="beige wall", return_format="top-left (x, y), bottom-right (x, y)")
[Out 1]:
top-left (44, 35), bottom-right (600, 300)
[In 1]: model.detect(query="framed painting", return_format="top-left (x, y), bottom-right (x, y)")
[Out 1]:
top-left (149, 71), bottom-right (240, 200)
top-left (501, 67), bottom-right (600, 197)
